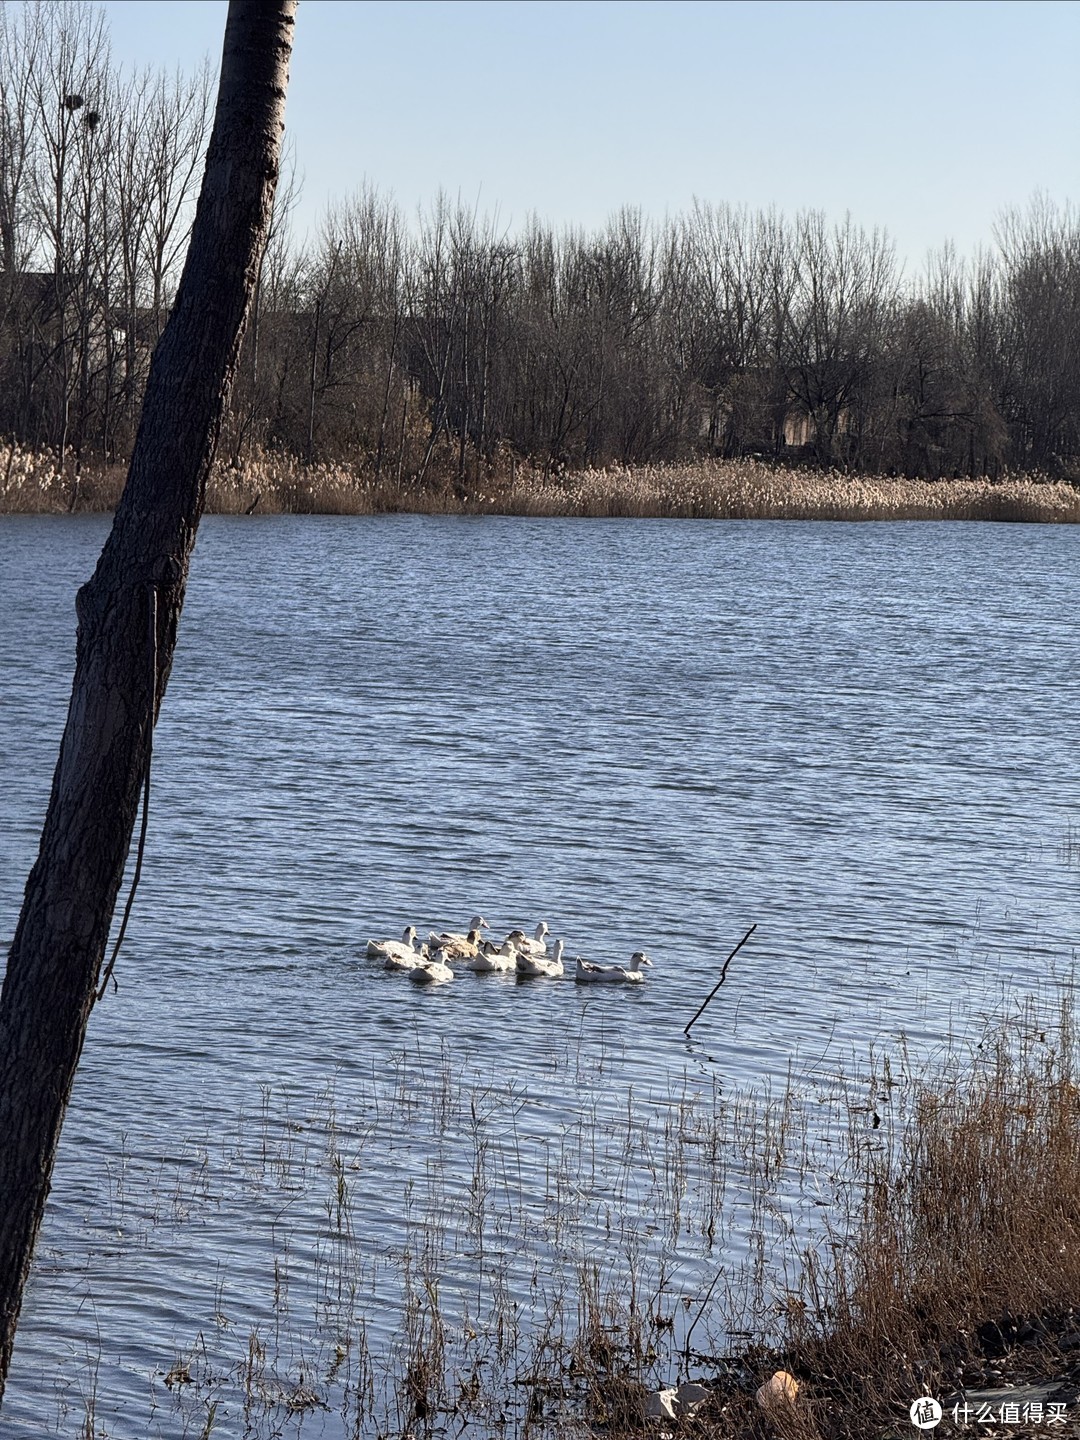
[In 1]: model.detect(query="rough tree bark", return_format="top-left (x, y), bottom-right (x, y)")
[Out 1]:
top-left (0, 0), bottom-right (295, 1402)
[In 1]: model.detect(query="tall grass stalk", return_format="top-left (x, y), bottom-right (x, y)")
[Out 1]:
top-left (3, 442), bottom-right (1079, 522)
top-left (18, 996), bottom-right (1080, 1438)
top-left (773, 1000), bottom-right (1080, 1437)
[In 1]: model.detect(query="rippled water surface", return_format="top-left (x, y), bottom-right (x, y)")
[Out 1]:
top-left (2, 514), bottom-right (1079, 1435)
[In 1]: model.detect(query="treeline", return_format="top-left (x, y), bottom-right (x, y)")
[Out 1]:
top-left (2, 1), bottom-right (1079, 486)
top-left (272, 195), bottom-right (1080, 483)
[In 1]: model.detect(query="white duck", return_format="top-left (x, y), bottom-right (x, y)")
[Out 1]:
top-left (409, 948), bottom-right (454, 984)
top-left (428, 915), bottom-right (490, 950)
top-left (506, 921), bottom-right (550, 959)
top-left (368, 926), bottom-right (428, 968)
top-left (516, 937), bottom-right (564, 978)
top-left (574, 952), bottom-right (655, 984)
top-left (466, 939), bottom-right (519, 973)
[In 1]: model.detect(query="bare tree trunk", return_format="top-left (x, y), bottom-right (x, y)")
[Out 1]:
top-left (0, 0), bottom-right (295, 1403)
top-left (374, 306), bottom-right (401, 481)
top-left (307, 293), bottom-right (321, 462)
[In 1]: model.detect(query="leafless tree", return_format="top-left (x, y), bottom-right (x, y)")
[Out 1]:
top-left (0, 0), bottom-right (295, 1400)
top-left (781, 212), bottom-right (899, 465)
top-left (22, 1), bottom-right (108, 466)
top-left (995, 198), bottom-right (1080, 470)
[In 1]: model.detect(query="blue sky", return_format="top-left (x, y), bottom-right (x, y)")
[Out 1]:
top-left (102, 0), bottom-right (1078, 271)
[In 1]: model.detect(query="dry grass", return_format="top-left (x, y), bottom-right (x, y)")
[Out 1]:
top-left (24, 995), bottom-right (1080, 1439)
top-left (499, 460), bottom-right (1080, 524)
top-left (3, 442), bottom-right (1079, 522)
top-left (768, 1001), bottom-right (1080, 1439)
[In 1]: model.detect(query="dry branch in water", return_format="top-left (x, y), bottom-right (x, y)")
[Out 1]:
top-left (684, 923), bottom-right (757, 1037)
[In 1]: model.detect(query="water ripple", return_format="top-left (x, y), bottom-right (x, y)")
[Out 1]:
top-left (2, 514), bottom-right (1079, 1433)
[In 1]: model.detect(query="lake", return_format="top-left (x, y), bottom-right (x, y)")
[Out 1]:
top-left (1, 513), bottom-right (1078, 1437)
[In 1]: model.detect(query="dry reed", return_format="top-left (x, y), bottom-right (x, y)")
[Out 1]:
top-left (20, 995), bottom-right (1080, 1439)
top-left (498, 460), bottom-right (1080, 524)
top-left (3, 442), bottom-right (1079, 523)
top-left (768, 1000), bottom-right (1080, 1439)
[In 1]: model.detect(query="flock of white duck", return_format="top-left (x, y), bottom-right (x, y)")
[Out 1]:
top-left (366, 915), bottom-right (655, 987)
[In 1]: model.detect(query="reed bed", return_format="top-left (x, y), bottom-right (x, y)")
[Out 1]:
top-left (22, 995), bottom-right (1080, 1439)
top-left (758, 1000), bottom-right (1080, 1439)
top-left (499, 460), bottom-right (1080, 524)
top-left (3, 441), bottom-right (1079, 523)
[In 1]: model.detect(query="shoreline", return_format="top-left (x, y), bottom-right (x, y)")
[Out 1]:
top-left (4, 998), bottom-right (1078, 1439)
top-left (2, 449), bottom-right (1078, 524)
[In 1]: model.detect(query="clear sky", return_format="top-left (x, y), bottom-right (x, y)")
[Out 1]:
top-left (100, 0), bottom-right (1078, 271)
